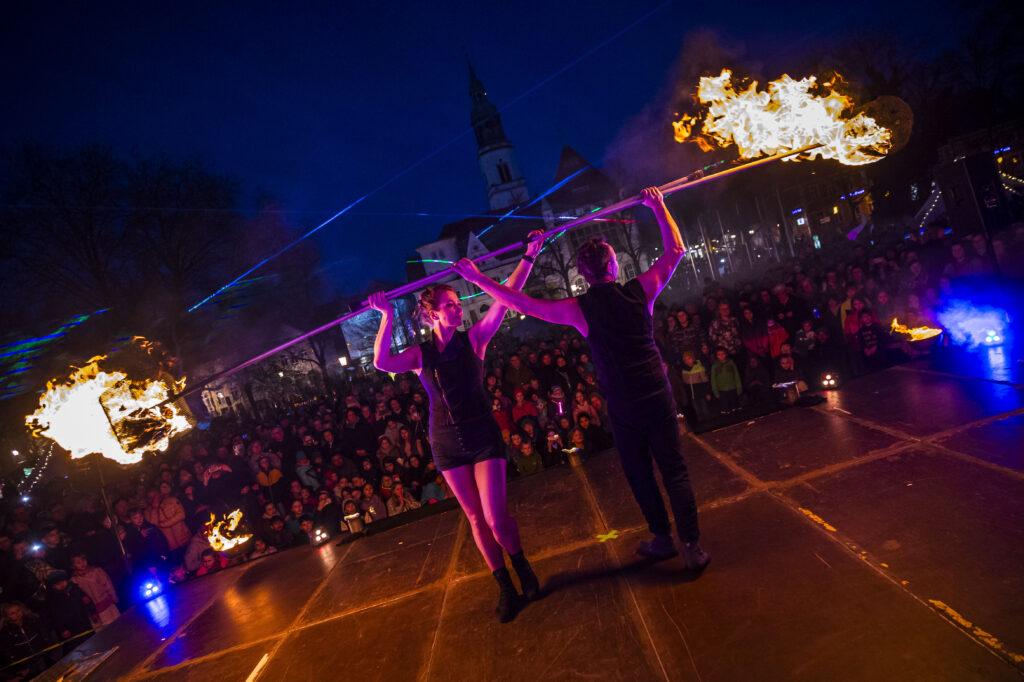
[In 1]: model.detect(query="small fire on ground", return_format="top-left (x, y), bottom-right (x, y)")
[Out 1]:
top-left (205, 509), bottom-right (252, 552)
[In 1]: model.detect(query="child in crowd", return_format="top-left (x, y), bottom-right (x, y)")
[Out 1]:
top-left (680, 350), bottom-right (712, 421)
top-left (711, 347), bottom-right (742, 414)
top-left (514, 441), bottom-right (544, 476)
top-left (857, 310), bottom-right (884, 371)
top-left (766, 318), bottom-right (790, 359)
top-left (794, 320), bottom-right (817, 358)
top-left (773, 355), bottom-right (807, 403)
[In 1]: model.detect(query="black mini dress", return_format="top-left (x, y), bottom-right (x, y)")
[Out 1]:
top-left (418, 330), bottom-right (504, 471)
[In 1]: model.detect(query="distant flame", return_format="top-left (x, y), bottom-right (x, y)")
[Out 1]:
top-left (674, 69), bottom-right (891, 165)
top-left (205, 509), bottom-right (252, 552)
top-left (890, 318), bottom-right (942, 342)
top-left (26, 353), bottom-right (192, 465)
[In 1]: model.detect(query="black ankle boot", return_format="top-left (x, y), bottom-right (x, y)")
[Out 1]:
top-left (493, 567), bottom-right (519, 623)
top-left (510, 551), bottom-right (541, 601)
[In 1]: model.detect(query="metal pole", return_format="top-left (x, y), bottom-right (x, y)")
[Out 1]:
top-left (696, 216), bottom-right (717, 280)
top-left (775, 186), bottom-right (796, 258)
top-left (753, 195), bottom-right (779, 264)
top-left (686, 223), bottom-right (700, 285)
top-left (716, 210), bottom-right (735, 275)
top-left (735, 202), bottom-right (754, 268)
top-left (94, 456), bottom-right (131, 576)
top-left (164, 144), bottom-right (822, 404)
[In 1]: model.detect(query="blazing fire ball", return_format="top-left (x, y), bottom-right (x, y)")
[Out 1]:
top-left (674, 69), bottom-right (912, 165)
top-left (25, 337), bottom-right (193, 465)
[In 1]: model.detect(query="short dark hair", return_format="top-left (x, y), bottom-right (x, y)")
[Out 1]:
top-left (576, 237), bottom-right (614, 283)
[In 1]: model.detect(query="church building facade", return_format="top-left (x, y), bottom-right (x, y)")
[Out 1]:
top-left (408, 63), bottom-right (653, 332)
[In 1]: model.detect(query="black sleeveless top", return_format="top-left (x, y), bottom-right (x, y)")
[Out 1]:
top-left (577, 279), bottom-right (672, 410)
top-left (418, 330), bottom-right (492, 431)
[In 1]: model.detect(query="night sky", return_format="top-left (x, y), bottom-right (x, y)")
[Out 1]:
top-left (2, 1), bottom-right (961, 293)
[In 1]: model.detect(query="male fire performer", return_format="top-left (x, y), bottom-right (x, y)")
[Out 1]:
top-left (454, 187), bottom-right (709, 570)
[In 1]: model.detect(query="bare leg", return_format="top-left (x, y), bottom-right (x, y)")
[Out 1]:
top-left (476, 458), bottom-right (540, 600)
top-left (474, 458), bottom-right (522, 555)
top-left (443, 464), bottom-right (504, 571)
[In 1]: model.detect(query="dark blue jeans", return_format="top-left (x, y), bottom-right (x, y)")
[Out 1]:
top-left (609, 398), bottom-right (700, 542)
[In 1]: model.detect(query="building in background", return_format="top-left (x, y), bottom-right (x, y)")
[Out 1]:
top-left (409, 65), bottom-right (653, 328)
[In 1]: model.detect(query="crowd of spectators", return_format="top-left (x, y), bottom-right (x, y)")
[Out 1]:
top-left (1, 222), bottom-right (1020, 676)
top-left (660, 226), bottom-right (1023, 417)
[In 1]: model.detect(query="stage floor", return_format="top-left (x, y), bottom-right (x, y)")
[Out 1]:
top-left (43, 364), bottom-right (1024, 681)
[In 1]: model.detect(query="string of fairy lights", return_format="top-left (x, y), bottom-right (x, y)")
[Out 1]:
top-left (1000, 170), bottom-right (1024, 197)
top-left (18, 443), bottom-right (55, 498)
top-left (916, 187), bottom-right (943, 231)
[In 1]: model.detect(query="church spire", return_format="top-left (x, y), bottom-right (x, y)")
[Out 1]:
top-left (467, 57), bottom-right (485, 99)
top-left (467, 59), bottom-right (505, 149)
top-left (465, 61), bottom-right (529, 212)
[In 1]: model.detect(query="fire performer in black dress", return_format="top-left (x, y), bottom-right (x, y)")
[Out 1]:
top-left (368, 231), bottom-right (544, 622)
top-left (454, 188), bottom-right (709, 570)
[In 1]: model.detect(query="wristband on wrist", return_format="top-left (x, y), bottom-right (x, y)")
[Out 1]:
top-left (523, 254), bottom-right (535, 263)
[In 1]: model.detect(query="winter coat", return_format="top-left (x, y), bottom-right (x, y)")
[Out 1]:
top-left (145, 496), bottom-right (191, 551)
top-left (386, 493), bottom-right (422, 516)
top-left (711, 360), bottom-right (743, 397)
top-left (124, 521), bottom-right (170, 571)
top-left (72, 566), bottom-right (119, 627)
top-left (0, 613), bottom-right (51, 668)
top-left (295, 464), bottom-right (321, 490)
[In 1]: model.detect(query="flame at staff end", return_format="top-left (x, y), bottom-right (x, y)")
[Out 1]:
top-left (26, 354), bottom-right (192, 465)
top-left (891, 317), bottom-right (943, 342)
top-left (673, 69), bottom-right (897, 166)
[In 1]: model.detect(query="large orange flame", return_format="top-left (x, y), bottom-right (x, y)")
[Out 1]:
top-left (674, 69), bottom-right (891, 165)
top-left (205, 509), bottom-right (252, 552)
top-left (26, 354), bottom-right (192, 465)
top-left (890, 317), bottom-right (942, 342)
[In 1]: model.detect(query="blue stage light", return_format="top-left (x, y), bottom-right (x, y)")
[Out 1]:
top-left (937, 299), bottom-right (1011, 349)
top-left (140, 578), bottom-right (163, 601)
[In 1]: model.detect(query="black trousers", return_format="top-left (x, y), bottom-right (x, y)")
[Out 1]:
top-left (609, 399), bottom-right (700, 542)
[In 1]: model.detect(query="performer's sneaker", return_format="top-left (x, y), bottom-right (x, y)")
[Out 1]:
top-left (681, 541), bottom-right (711, 572)
top-left (635, 534), bottom-right (678, 560)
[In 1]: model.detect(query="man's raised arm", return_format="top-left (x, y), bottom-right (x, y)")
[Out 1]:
top-left (635, 187), bottom-right (685, 307)
top-left (453, 258), bottom-right (588, 336)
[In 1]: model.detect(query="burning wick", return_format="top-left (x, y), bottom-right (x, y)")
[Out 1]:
top-left (890, 318), bottom-right (943, 342)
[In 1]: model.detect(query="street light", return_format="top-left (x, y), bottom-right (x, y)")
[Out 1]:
top-left (277, 371), bottom-right (284, 378)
